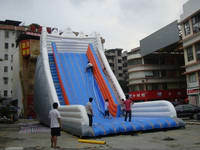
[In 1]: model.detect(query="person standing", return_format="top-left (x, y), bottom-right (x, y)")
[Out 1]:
top-left (104, 99), bottom-right (110, 119)
top-left (123, 96), bottom-right (133, 122)
top-left (85, 97), bottom-right (93, 127)
top-left (49, 102), bottom-right (61, 149)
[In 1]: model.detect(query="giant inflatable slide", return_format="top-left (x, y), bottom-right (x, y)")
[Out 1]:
top-left (34, 28), bottom-right (185, 137)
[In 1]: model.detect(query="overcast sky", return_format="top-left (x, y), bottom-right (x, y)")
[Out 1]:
top-left (0, 0), bottom-right (188, 51)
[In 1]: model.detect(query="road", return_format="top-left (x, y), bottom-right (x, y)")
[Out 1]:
top-left (0, 119), bottom-right (200, 150)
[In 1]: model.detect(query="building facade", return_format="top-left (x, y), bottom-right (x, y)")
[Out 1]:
top-left (0, 20), bottom-right (24, 98)
top-left (128, 48), bottom-right (186, 102)
top-left (105, 48), bottom-right (128, 81)
top-left (180, 0), bottom-right (200, 106)
top-left (128, 21), bottom-right (187, 103)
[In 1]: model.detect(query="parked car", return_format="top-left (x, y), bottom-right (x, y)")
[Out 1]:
top-left (175, 104), bottom-right (200, 119)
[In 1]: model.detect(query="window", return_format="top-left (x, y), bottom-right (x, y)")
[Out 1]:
top-left (152, 84), bottom-right (159, 90)
top-left (139, 85), bottom-right (144, 91)
top-left (132, 85), bottom-right (144, 91)
top-left (128, 58), bottom-right (142, 65)
top-left (146, 84), bottom-right (152, 91)
top-left (11, 66), bottom-right (13, 70)
top-left (119, 73), bottom-right (122, 77)
top-left (153, 71), bottom-right (160, 77)
top-left (5, 43), bottom-right (8, 49)
top-left (188, 73), bottom-right (196, 83)
top-left (117, 51), bottom-right (121, 56)
top-left (186, 46), bottom-right (194, 62)
top-left (118, 59), bottom-right (122, 63)
top-left (12, 43), bottom-right (15, 48)
top-left (11, 55), bottom-right (13, 63)
top-left (161, 70), bottom-right (166, 77)
top-left (4, 66), bottom-right (8, 72)
top-left (163, 83), bottom-right (168, 90)
top-left (4, 54), bottom-right (8, 60)
top-left (3, 77), bottom-right (8, 84)
top-left (123, 70), bottom-right (127, 73)
top-left (118, 67), bottom-right (122, 70)
top-left (122, 56), bottom-right (127, 61)
top-left (144, 56), bottom-right (159, 64)
top-left (4, 90), bottom-right (8, 96)
top-left (145, 71), bottom-right (153, 77)
top-left (184, 21), bottom-right (191, 36)
top-left (147, 84), bottom-right (161, 90)
top-left (109, 63), bottom-right (114, 67)
top-left (195, 42), bottom-right (200, 61)
top-left (192, 13), bottom-right (200, 33)
top-left (5, 31), bottom-right (9, 38)
top-left (107, 56), bottom-right (114, 60)
top-left (123, 63), bottom-right (127, 67)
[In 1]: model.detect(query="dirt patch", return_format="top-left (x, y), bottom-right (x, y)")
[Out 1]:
top-left (0, 137), bottom-right (24, 144)
top-left (162, 137), bottom-right (175, 141)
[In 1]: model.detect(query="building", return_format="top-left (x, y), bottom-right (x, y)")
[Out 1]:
top-left (128, 21), bottom-right (187, 103)
top-left (0, 20), bottom-right (46, 117)
top-left (0, 20), bottom-right (24, 99)
top-left (105, 48), bottom-right (128, 81)
top-left (180, 0), bottom-right (200, 106)
top-left (105, 48), bottom-right (129, 93)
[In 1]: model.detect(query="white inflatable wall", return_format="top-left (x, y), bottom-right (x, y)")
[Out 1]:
top-left (132, 100), bottom-right (177, 118)
top-left (58, 105), bottom-right (89, 126)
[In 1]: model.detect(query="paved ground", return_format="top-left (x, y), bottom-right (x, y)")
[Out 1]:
top-left (0, 119), bottom-right (200, 150)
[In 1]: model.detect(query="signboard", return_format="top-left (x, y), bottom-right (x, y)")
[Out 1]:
top-left (21, 40), bottom-right (30, 57)
top-left (129, 89), bottom-right (187, 101)
top-left (187, 88), bottom-right (200, 95)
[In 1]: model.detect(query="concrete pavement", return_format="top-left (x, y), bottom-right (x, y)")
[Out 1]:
top-left (0, 119), bottom-right (200, 150)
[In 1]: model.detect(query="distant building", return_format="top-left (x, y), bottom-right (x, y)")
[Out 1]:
top-left (180, 0), bottom-right (200, 106)
top-left (128, 21), bottom-right (187, 103)
top-left (105, 48), bottom-right (128, 81)
top-left (0, 20), bottom-right (24, 99)
top-left (0, 20), bottom-right (49, 117)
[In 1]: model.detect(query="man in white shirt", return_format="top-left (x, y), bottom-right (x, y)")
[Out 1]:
top-left (49, 102), bottom-right (61, 149)
top-left (85, 97), bottom-right (93, 126)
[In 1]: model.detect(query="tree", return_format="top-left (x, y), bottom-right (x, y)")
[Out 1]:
top-left (119, 80), bottom-right (129, 95)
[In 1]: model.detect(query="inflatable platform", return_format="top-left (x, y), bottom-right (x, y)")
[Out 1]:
top-left (34, 28), bottom-right (185, 137)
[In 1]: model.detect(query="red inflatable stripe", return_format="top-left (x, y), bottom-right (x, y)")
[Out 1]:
top-left (86, 45), bottom-right (117, 117)
top-left (52, 44), bottom-right (70, 105)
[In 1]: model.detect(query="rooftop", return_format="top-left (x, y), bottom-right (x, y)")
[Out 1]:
top-left (0, 20), bottom-right (22, 26)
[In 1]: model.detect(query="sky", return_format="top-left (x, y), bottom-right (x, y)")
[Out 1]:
top-left (0, 0), bottom-right (188, 51)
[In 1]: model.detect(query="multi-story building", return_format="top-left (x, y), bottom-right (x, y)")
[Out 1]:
top-left (105, 48), bottom-right (128, 81)
top-left (128, 21), bottom-right (187, 103)
top-left (105, 48), bottom-right (129, 94)
top-left (0, 20), bottom-right (24, 98)
top-left (0, 20), bottom-right (45, 117)
top-left (180, 0), bottom-right (200, 106)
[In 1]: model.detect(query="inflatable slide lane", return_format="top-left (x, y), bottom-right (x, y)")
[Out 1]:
top-left (34, 27), bottom-right (185, 137)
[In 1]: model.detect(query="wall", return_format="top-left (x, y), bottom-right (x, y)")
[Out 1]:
top-left (0, 29), bottom-right (19, 98)
top-left (180, 0), bottom-right (200, 22)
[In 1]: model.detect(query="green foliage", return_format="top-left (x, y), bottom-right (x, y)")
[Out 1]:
top-left (0, 98), bottom-right (17, 119)
top-left (119, 80), bottom-right (129, 95)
